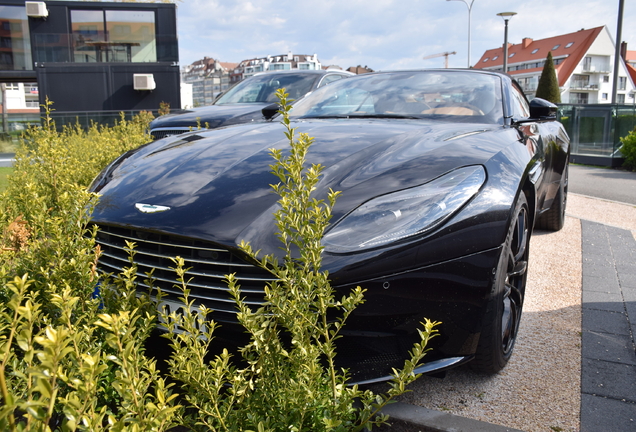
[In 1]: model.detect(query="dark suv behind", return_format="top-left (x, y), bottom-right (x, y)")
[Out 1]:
top-left (150, 69), bottom-right (353, 140)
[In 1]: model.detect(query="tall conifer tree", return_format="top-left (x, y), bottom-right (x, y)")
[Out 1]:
top-left (535, 51), bottom-right (561, 103)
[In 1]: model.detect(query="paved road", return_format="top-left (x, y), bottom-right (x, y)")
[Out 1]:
top-left (0, 153), bottom-right (14, 168)
top-left (569, 164), bottom-right (636, 205)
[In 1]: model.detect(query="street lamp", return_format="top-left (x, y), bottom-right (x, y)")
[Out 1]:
top-left (497, 12), bottom-right (517, 73)
top-left (447, 0), bottom-right (475, 68)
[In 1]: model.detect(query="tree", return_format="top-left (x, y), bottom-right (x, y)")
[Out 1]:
top-left (535, 51), bottom-right (561, 103)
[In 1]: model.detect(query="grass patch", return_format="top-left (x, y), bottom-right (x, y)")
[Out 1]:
top-left (0, 166), bottom-right (13, 193)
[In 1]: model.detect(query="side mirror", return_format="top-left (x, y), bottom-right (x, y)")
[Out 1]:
top-left (262, 103), bottom-right (280, 120)
top-left (529, 98), bottom-right (557, 119)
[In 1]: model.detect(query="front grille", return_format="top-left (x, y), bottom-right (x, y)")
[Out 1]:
top-left (94, 224), bottom-right (274, 321)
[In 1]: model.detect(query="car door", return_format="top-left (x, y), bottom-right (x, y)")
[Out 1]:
top-left (509, 82), bottom-right (569, 213)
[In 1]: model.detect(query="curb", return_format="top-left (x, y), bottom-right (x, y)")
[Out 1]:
top-left (376, 402), bottom-right (524, 432)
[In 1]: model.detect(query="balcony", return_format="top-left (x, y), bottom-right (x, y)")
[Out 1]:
top-left (582, 64), bottom-right (610, 73)
top-left (570, 83), bottom-right (599, 91)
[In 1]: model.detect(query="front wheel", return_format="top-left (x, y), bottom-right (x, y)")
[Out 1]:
top-left (471, 193), bottom-right (530, 374)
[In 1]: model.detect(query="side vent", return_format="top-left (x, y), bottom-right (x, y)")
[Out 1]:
top-left (26, 2), bottom-right (48, 18)
top-left (133, 74), bottom-right (156, 91)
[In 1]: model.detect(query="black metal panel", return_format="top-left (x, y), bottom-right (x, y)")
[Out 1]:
top-left (35, 63), bottom-right (180, 112)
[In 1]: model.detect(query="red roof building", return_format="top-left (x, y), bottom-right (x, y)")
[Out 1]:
top-left (474, 26), bottom-right (635, 104)
top-left (624, 49), bottom-right (636, 92)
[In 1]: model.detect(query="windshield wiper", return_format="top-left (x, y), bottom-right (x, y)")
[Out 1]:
top-left (348, 113), bottom-right (421, 119)
top-left (297, 113), bottom-right (421, 120)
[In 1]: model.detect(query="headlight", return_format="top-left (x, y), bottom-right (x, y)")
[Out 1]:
top-left (322, 165), bottom-right (486, 253)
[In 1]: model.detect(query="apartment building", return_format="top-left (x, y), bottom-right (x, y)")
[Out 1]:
top-left (475, 26), bottom-right (635, 104)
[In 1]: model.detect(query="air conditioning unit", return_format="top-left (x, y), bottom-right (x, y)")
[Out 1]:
top-left (25, 2), bottom-right (48, 18)
top-left (133, 74), bottom-right (156, 91)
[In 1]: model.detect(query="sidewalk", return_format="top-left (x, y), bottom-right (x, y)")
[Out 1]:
top-left (580, 221), bottom-right (636, 432)
top-left (376, 194), bottom-right (636, 432)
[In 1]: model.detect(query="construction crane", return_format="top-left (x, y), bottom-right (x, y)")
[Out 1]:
top-left (422, 51), bottom-right (457, 68)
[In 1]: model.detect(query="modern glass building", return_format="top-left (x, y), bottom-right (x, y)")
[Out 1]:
top-left (0, 0), bottom-right (180, 116)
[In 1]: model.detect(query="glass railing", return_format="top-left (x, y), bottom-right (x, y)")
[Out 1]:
top-left (558, 103), bottom-right (636, 158)
top-left (31, 33), bottom-right (177, 63)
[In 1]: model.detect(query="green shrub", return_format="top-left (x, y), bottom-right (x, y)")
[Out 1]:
top-left (0, 167), bottom-right (11, 193)
top-left (620, 127), bottom-right (636, 171)
top-left (160, 89), bottom-right (439, 432)
top-left (6, 99), bottom-right (152, 220)
top-left (0, 93), bottom-right (439, 431)
top-left (1, 99), bottom-right (154, 317)
top-left (0, 104), bottom-right (175, 431)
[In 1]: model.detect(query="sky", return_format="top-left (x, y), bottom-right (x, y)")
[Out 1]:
top-left (175, 0), bottom-right (636, 71)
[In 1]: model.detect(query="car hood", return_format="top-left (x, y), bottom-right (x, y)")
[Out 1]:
top-left (92, 119), bottom-right (511, 253)
top-left (149, 103), bottom-right (271, 130)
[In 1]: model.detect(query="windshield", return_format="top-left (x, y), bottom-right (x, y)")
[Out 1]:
top-left (215, 73), bottom-right (320, 105)
top-left (289, 71), bottom-right (504, 124)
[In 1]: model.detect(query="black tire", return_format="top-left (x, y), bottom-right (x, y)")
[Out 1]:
top-left (471, 193), bottom-right (530, 374)
top-left (536, 165), bottom-right (568, 231)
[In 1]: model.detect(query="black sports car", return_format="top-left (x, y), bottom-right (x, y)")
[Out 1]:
top-left (149, 69), bottom-right (353, 140)
top-left (91, 69), bottom-right (569, 383)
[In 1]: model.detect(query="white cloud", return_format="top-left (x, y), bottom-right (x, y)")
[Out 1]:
top-left (177, 0), bottom-right (636, 70)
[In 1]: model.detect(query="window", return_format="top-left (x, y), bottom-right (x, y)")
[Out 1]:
top-left (619, 77), bottom-right (627, 91)
top-left (318, 74), bottom-right (345, 87)
top-left (510, 85), bottom-right (530, 118)
top-left (603, 75), bottom-right (609, 83)
top-left (492, 56), bottom-right (498, 60)
top-left (71, 9), bottom-right (156, 63)
top-left (602, 93), bottom-right (608, 100)
top-left (617, 94), bottom-right (625, 103)
top-left (269, 63), bottom-right (290, 71)
top-left (531, 48), bottom-right (539, 54)
top-left (565, 42), bottom-right (574, 48)
top-left (572, 74), bottom-right (589, 88)
top-left (483, 57), bottom-right (489, 62)
top-left (570, 92), bottom-right (588, 104)
top-left (552, 44), bottom-right (560, 50)
top-left (0, 6), bottom-right (32, 71)
top-left (509, 52), bottom-right (515, 58)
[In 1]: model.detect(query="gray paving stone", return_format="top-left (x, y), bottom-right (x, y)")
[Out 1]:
top-left (582, 331), bottom-right (636, 365)
top-left (580, 394), bottom-right (636, 432)
top-left (624, 287), bottom-right (636, 303)
top-left (583, 264), bottom-right (620, 279)
top-left (582, 309), bottom-right (630, 335)
top-left (581, 358), bottom-right (636, 402)
top-left (582, 292), bottom-right (626, 311)
top-left (619, 273), bottom-right (636, 288)
top-left (582, 238), bottom-right (610, 248)
top-left (582, 255), bottom-right (614, 267)
top-left (581, 247), bottom-right (612, 260)
top-left (615, 263), bottom-right (636, 277)
top-left (582, 275), bottom-right (621, 294)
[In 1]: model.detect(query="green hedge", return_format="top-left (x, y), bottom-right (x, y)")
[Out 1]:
top-left (0, 96), bottom-right (437, 431)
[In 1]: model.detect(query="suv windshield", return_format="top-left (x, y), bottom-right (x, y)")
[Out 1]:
top-left (215, 73), bottom-right (320, 105)
top-left (289, 71), bottom-right (504, 124)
